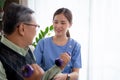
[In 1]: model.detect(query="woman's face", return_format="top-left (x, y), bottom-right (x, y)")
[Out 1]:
top-left (53, 14), bottom-right (71, 37)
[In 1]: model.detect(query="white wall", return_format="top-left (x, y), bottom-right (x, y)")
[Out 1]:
top-left (89, 0), bottom-right (120, 80)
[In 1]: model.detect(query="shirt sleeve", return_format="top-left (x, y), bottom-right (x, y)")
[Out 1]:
top-left (72, 43), bottom-right (82, 68)
top-left (0, 61), bottom-right (7, 80)
top-left (41, 65), bottom-right (61, 80)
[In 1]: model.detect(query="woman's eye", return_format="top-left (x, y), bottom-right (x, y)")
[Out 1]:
top-left (54, 22), bottom-right (58, 24)
top-left (61, 23), bottom-right (65, 24)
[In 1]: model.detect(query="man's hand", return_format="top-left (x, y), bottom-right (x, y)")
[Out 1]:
top-left (23, 64), bottom-right (44, 80)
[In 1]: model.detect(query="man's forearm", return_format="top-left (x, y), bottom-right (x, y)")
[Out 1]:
top-left (41, 65), bottom-right (62, 80)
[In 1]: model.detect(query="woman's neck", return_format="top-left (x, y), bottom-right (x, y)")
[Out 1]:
top-left (53, 36), bottom-right (69, 46)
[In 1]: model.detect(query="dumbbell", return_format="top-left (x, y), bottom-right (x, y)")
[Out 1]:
top-left (21, 64), bottom-right (34, 78)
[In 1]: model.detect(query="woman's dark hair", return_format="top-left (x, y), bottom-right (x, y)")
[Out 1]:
top-left (53, 8), bottom-right (72, 37)
top-left (3, 2), bottom-right (34, 35)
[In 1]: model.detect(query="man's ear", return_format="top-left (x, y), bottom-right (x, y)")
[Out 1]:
top-left (18, 23), bottom-right (25, 36)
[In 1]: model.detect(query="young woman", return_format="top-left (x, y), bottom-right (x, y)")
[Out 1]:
top-left (34, 8), bottom-right (82, 80)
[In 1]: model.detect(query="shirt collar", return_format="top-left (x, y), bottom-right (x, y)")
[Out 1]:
top-left (0, 35), bottom-right (29, 56)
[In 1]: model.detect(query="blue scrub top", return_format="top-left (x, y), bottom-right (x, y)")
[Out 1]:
top-left (34, 37), bottom-right (82, 73)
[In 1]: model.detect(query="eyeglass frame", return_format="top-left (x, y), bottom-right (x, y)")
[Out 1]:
top-left (23, 23), bottom-right (40, 28)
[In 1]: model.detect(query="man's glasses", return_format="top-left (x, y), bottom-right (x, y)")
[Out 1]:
top-left (23, 23), bottom-right (40, 28)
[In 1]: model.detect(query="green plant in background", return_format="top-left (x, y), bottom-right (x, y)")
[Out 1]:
top-left (0, 0), bottom-right (6, 18)
top-left (0, 0), bottom-right (6, 9)
top-left (32, 25), bottom-right (54, 48)
top-left (0, 0), bottom-right (6, 32)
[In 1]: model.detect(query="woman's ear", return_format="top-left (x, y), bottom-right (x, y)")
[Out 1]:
top-left (18, 23), bottom-right (25, 36)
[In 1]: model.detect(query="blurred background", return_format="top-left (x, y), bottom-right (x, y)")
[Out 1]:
top-left (1, 0), bottom-right (120, 80)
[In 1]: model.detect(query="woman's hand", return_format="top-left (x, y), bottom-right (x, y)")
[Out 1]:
top-left (53, 73), bottom-right (67, 80)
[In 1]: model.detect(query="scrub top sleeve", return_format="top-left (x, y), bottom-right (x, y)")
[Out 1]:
top-left (72, 43), bottom-right (82, 68)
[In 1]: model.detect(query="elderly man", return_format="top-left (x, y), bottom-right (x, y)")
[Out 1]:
top-left (0, 2), bottom-right (44, 80)
top-left (0, 2), bottom-right (70, 80)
